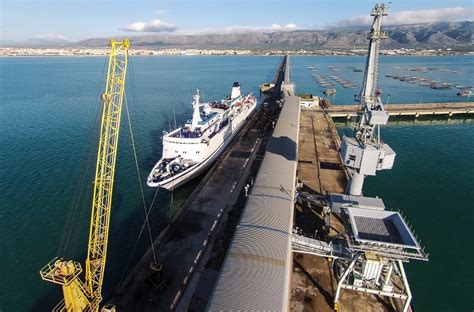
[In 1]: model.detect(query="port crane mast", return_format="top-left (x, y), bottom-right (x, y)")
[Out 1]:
top-left (340, 3), bottom-right (396, 196)
top-left (40, 39), bottom-right (130, 312)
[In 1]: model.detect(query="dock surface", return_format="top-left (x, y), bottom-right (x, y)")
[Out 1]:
top-left (291, 109), bottom-right (409, 312)
top-left (297, 110), bottom-right (346, 195)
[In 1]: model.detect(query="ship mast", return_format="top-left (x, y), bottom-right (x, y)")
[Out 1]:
top-left (340, 3), bottom-right (395, 196)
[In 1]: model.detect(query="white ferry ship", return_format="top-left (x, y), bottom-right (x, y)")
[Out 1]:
top-left (147, 82), bottom-right (257, 190)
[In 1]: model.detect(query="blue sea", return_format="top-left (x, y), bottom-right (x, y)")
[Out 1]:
top-left (0, 55), bottom-right (472, 311)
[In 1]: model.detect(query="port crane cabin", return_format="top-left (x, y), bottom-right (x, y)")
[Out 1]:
top-left (39, 39), bottom-right (129, 312)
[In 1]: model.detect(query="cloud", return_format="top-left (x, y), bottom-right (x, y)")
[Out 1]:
top-left (271, 23), bottom-right (298, 30)
top-left (335, 7), bottom-right (473, 26)
top-left (179, 23), bottom-right (300, 35)
top-left (122, 19), bottom-right (177, 33)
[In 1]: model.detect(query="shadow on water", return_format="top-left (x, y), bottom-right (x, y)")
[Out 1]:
top-left (266, 136), bottom-right (297, 161)
top-left (30, 288), bottom-right (60, 312)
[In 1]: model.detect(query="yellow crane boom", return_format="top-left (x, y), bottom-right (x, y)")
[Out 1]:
top-left (40, 38), bottom-right (130, 312)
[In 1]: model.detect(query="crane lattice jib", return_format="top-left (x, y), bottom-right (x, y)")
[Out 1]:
top-left (360, 3), bottom-right (388, 105)
top-left (355, 3), bottom-right (389, 143)
top-left (39, 38), bottom-right (130, 312)
top-left (86, 38), bottom-right (129, 301)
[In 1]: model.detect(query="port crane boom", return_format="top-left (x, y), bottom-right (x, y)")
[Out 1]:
top-left (340, 3), bottom-right (396, 196)
top-left (40, 39), bottom-right (130, 312)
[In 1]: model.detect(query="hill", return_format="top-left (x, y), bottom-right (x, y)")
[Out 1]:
top-left (74, 21), bottom-right (472, 50)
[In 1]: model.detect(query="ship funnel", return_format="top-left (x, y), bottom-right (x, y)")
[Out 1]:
top-left (230, 82), bottom-right (241, 99)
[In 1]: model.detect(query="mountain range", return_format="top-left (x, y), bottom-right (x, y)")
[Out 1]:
top-left (7, 21), bottom-right (473, 49)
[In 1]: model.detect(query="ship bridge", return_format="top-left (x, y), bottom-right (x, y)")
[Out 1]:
top-left (185, 111), bottom-right (220, 127)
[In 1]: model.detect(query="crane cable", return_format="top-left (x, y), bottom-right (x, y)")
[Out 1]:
top-left (123, 55), bottom-right (158, 265)
top-left (115, 56), bottom-right (170, 293)
top-left (115, 177), bottom-right (162, 292)
top-left (123, 94), bottom-right (158, 265)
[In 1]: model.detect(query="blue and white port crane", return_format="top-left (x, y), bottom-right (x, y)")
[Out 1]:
top-left (340, 3), bottom-right (396, 195)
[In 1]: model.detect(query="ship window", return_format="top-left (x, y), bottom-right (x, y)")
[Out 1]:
top-left (349, 155), bottom-right (356, 161)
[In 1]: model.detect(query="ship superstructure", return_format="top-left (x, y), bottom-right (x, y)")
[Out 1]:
top-left (147, 82), bottom-right (257, 190)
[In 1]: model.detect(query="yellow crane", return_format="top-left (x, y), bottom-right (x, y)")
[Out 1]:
top-left (40, 38), bottom-right (130, 312)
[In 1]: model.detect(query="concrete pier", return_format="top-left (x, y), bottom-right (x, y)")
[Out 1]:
top-left (111, 57), bottom-right (288, 311)
top-left (207, 56), bottom-right (299, 311)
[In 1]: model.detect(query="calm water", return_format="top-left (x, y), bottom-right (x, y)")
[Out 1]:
top-left (0, 55), bottom-right (472, 311)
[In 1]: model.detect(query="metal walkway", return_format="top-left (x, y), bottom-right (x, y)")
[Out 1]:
top-left (291, 234), bottom-right (351, 259)
top-left (326, 102), bottom-right (474, 118)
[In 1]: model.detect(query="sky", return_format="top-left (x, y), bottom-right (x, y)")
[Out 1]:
top-left (1, 0), bottom-right (473, 43)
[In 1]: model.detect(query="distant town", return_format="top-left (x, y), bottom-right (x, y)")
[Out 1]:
top-left (1, 47), bottom-right (472, 57)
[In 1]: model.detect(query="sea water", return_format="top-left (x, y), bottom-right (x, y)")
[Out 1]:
top-left (0, 55), bottom-right (472, 311)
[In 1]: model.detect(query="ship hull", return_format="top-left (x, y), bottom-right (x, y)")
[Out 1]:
top-left (147, 100), bottom-right (257, 190)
